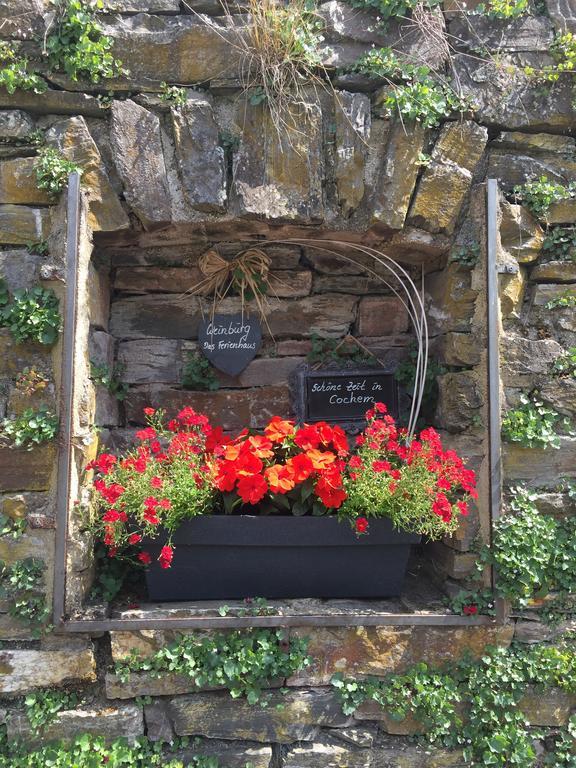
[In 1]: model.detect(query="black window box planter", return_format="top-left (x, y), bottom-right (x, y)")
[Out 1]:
top-left (145, 516), bottom-right (420, 601)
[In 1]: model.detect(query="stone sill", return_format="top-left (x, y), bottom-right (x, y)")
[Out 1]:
top-left (64, 573), bottom-right (501, 631)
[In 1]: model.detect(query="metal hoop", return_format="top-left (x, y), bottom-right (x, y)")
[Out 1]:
top-left (235, 238), bottom-right (429, 442)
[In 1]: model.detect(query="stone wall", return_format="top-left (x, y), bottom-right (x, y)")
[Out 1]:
top-left (0, 0), bottom-right (575, 764)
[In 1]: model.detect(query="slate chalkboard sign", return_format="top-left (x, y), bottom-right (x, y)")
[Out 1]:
top-left (300, 369), bottom-right (399, 424)
top-left (198, 313), bottom-right (262, 376)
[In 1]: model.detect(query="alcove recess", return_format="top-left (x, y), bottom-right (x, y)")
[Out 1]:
top-left (81, 217), bottom-right (489, 618)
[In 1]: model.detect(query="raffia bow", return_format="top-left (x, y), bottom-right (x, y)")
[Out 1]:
top-left (184, 247), bottom-right (274, 335)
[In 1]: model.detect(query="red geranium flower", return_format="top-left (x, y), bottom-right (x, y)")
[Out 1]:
top-left (138, 551), bottom-right (152, 565)
top-left (143, 407), bottom-right (156, 416)
top-left (159, 545), bottom-right (173, 569)
top-left (463, 604), bottom-right (478, 616)
top-left (150, 476), bottom-right (163, 489)
top-left (355, 517), bottom-right (369, 534)
top-left (237, 474), bottom-right (268, 505)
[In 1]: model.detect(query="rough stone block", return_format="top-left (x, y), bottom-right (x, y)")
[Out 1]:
top-left (88, 263), bottom-right (110, 331)
top-left (0, 249), bottom-right (42, 291)
top-left (436, 333), bottom-right (482, 367)
top-left (503, 438), bottom-right (576, 485)
top-left (175, 738), bottom-right (273, 768)
top-left (454, 54), bottom-right (575, 133)
top-left (118, 338), bottom-right (182, 384)
top-left (0, 158), bottom-right (51, 206)
top-left (171, 95), bottom-right (226, 213)
top-left (167, 688), bottom-right (351, 743)
top-left (89, 330), bottom-right (115, 370)
top-left (100, 14), bottom-right (245, 87)
top-left (0, 444), bottom-right (56, 492)
top-left (106, 671), bottom-right (201, 699)
top-left (531, 261), bottom-right (576, 283)
top-left (547, 198), bottom-right (576, 224)
top-left (95, 386), bottom-right (120, 427)
top-left (355, 296), bottom-right (410, 337)
top-left (287, 625), bottom-right (514, 686)
top-left (46, 116), bottom-right (129, 233)
top-left (7, 702), bottom-right (144, 744)
top-left (425, 265), bottom-right (477, 334)
top-left (519, 687), bottom-right (576, 726)
top-left (334, 91), bottom-right (371, 215)
top-left (499, 200), bottom-right (544, 264)
top-left (408, 121), bottom-right (488, 234)
top-left (0, 110), bottom-right (35, 140)
top-left (372, 120), bottom-right (427, 231)
top-left (0, 0), bottom-right (45, 38)
top-left (501, 333), bottom-right (562, 387)
top-left (0, 205), bottom-right (50, 245)
top-left (231, 99), bottom-right (324, 222)
top-left (284, 738), bottom-right (371, 768)
top-left (540, 377), bottom-right (576, 417)
top-left (499, 267), bottom-right (527, 318)
top-left (115, 266), bottom-right (204, 294)
top-left (125, 384), bottom-right (292, 430)
top-left (0, 648), bottom-right (96, 693)
top-left (144, 700), bottom-right (175, 742)
top-left (427, 541), bottom-right (478, 580)
top-left (100, 0), bottom-right (180, 10)
top-left (111, 100), bottom-right (171, 228)
top-left (435, 371), bottom-right (483, 433)
top-left (213, 356), bottom-right (304, 389)
top-left (111, 294), bottom-right (357, 340)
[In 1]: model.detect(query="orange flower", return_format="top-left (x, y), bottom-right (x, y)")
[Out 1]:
top-left (265, 464), bottom-right (295, 494)
top-left (286, 453), bottom-right (314, 482)
top-left (264, 416), bottom-right (295, 443)
top-left (246, 435), bottom-right (274, 459)
top-left (306, 449), bottom-right (336, 471)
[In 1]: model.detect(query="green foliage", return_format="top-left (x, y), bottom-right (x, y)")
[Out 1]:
top-left (46, 0), bottom-right (125, 83)
top-left (551, 347), bottom-right (576, 378)
top-left (89, 542), bottom-right (141, 603)
top-left (546, 290), bottom-right (576, 310)
top-left (1, 408), bottom-right (58, 449)
top-left (114, 629), bottom-right (311, 706)
top-left (449, 588), bottom-right (496, 617)
top-left (333, 663), bottom-right (461, 742)
top-left (550, 32), bottom-right (576, 76)
top-left (182, 352), bottom-right (220, 391)
top-left (0, 733), bottom-right (221, 768)
top-left (501, 392), bottom-right (571, 449)
top-left (332, 642), bottom-right (576, 767)
top-left (351, 47), bottom-right (466, 128)
top-left (0, 514), bottom-right (27, 539)
top-left (542, 226), bottom-right (576, 262)
top-left (159, 82), bottom-right (187, 107)
top-left (24, 690), bottom-right (79, 735)
top-left (35, 146), bottom-right (82, 198)
top-left (348, 0), bottom-right (441, 26)
top-left (91, 361), bottom-right (128, 401)
top-left (307, 334), bottom-right (375, 366)
top-left (0, 284), bottom-right (61, 345)
top-left (477, 0), bottom-right (529, 19)
top-left (0, 557), bottom-right (49, 634)
top-left (395, 347), bottom-right (446, 421)
top-left (546, 714), bottom-right (576, 766)
top-left (476, 485), bottom-right (576, 612)
top-left (513, 177), bottom-right (576, 219)
top-left (449, 241), bottom-right (481, 269)
top-left (0, 42), bottom-right (46, 95)
top-left (26, 239), bottom-right (49, 257)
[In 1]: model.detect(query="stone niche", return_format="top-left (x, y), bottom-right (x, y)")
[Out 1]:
top-left (76, 203), bottom-right (490, 617)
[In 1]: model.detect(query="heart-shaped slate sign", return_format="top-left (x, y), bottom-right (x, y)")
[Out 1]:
top-left (198, 313), bottom-right (262, 377)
